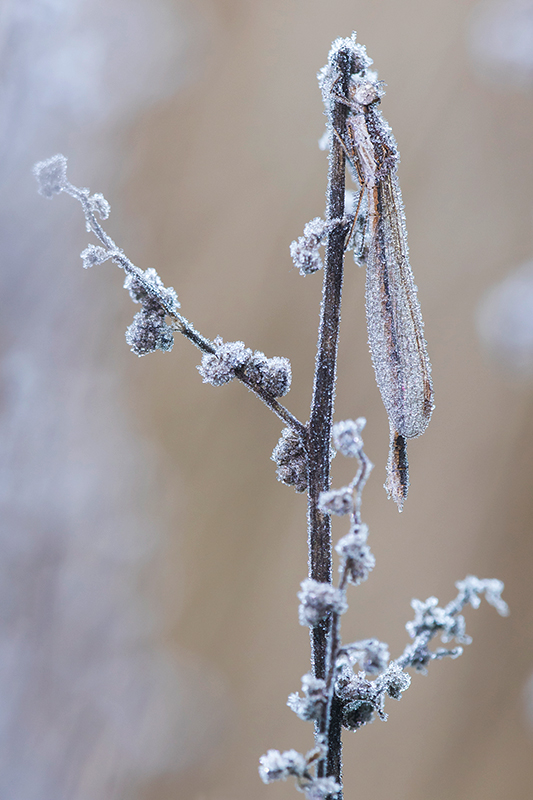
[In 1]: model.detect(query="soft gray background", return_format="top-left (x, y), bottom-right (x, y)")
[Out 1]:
top-left (1, 1), bottom-right (533, 798)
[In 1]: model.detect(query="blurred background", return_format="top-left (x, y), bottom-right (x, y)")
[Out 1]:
top-left (1, 0), bottom-right (533, 798)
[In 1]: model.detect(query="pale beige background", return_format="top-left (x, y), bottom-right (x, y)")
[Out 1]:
top-left (2, 1), bottom-right (533, 799)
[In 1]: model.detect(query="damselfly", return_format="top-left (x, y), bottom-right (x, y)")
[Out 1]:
top-left (331, 64), bottom-right (434, 510)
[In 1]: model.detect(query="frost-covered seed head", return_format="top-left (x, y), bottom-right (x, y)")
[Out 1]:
top-left (382, 663), bottom-right (411, 700)
top-left (258, 749), bottom-right (307, 784)
top-left (33, 154), bottom-right (68, 198)
top-left (287, 673), bottom-right (327, 721)
top-left (298, 579), bottom-right (347, 627)
top-left (272, 428), bottom-right (307, 492)
top-left (80, 244), bottom-right (110, 269)
top-left (197, 337), bottom-right (252, 387)
top-left (125, 310), bottom-right (174, 356)
top-left (343, 638), bottom-right (390, 675)
top-left (124, 267), bottom-right (179, 314)
top-left (244, 351), bottom-right (292, 397)
top-left (332, 418), bottom-right (366, 457)
top-left (88, 192), bottom-right (111, 219)
top-left (335, 524), bottom-right (375, 585)
top-left (304, 777), bottom-right (342, 800)
top-left (318, 486), bottom-right (354, 516)
top-left (290, 217), bottom-right (328, 275)
top-left (456, 576), bottom-right (509, 617)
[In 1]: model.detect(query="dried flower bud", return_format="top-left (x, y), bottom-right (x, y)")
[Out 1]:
top-left (124, 267), bottom-right (179, 314)
top-left (258, 749), bottom-right (307, 784)
top-left (298, 579), bottom-right (347, 627)
top-left (197, 336), bottom-right (252, 386)
top-left (88, 192), bottom-right (110, 219)
top-left (332, 418), bottom-right (366, 457)
top-left (81, 244), bottom-right (110, 269)
top-left (290, 217), bottom-right (328, 275)
top-left (382, 663), bottom-right (411, 700)
top-left (318, 486), bottom-right (354, 516)
top-left (244, 351), bottom-right (292, 397)
top-left (342, 638), bottom-right (390, 675)
top-left (125, 309), bottom-right (174, 356)
top-left (287, 673), bottom-right (327, 721)
top-left (33, 154), bottom-right (68, 198)
top-left (272, 427), bottom-right (307, 492)
top-left (335, 523), bottom-right (375, 585)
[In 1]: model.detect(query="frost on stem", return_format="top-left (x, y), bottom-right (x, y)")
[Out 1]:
top-left (335, 523), bottom-right (375, 585)
top-left (298, 579), bottom-right (347, 627)
top-left (272, 427), bottom-right (308, 492)
top-left (198, 338), bottom-right (292, 397)
top-left (287, 673), bottom-right (327, 722)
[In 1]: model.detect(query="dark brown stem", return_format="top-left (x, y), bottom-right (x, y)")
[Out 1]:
top-left (306, 45), bottom-right (356, 793)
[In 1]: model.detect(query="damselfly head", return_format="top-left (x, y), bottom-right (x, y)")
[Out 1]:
top-left (351, 80), bottom-right (381, 107)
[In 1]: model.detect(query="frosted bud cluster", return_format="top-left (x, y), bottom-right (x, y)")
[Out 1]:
top-left (287, 673), bottom-right (327, 722)
top-left (335, 523), bottom-right (375, 585)
top-left (318, 486), bottom-right (354, 516)
top-left (124, 267), bottom-right (178, 356)
top-left (341, 638), bottom-right (390, 676)
top-left (198, 338), bottom-right (291, 397)
top-left (455, 576), bottom-right (509, 617)
top-left (33, 153), bottom-right (68, 198)
top-left (290, 217), bottom-right (328, 275)
top-left (272, 427), bottom-right (307, 492)
top-left (258, 749), bottom-right (308, 784)
top-left (298, 578), bottom-right (347, 627)
top-left (332, 418), bottom-right (366, 457)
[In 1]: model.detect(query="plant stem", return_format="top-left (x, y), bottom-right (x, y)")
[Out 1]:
top-left (306, 45), bottom-right (355, 791)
